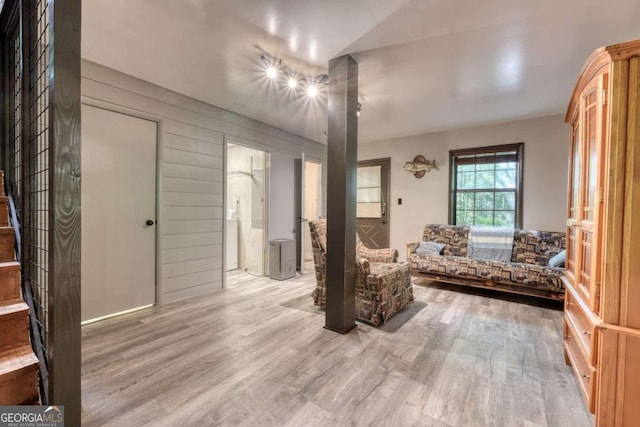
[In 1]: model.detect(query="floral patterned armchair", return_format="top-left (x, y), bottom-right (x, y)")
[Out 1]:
top-left (308, 220), bottom-right (414, 326)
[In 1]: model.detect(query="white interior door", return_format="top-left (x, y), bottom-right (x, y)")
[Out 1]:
top-left (81, 105), bottom-right (157, 323)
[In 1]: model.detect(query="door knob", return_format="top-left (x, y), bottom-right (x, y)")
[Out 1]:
top-left (146, 219), bottom-right (155, 226)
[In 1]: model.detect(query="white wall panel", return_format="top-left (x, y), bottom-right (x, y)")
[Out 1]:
top-left (163, 232), bottom-right (223, 250)
top-left (164, 148), bottom-right (223, 169)
top-left (162, 177), bottom-right (223, 195)
top-left (163, 244), bottom-right (223, 264)
top-left (163, 220), bottom-right (222, 235)
top-left (163, 192), bottom-right (223, 207)
top-left (82, 59), bottom-right (326, 304)
top-left (163, 257), bottom-right (222, 279)
top-left (164, 133), bottom-right (224, 156)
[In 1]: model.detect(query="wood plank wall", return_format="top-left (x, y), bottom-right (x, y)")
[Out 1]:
top-left (81, 60), bottom-right (327, 304)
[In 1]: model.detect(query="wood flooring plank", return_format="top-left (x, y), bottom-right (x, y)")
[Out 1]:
top-left (81, 275), bottom-right (593, 427)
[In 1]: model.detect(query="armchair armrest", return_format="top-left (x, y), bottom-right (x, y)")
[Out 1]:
top-left (356, 257), bottom-right (371, 276)
top-left (405, 242), bottom-right (420, 259)
top-left (358, 247), bottom-right (398, 263)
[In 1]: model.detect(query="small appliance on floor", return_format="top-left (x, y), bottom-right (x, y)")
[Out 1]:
top-left (268, 238), bottom-right (295, 280)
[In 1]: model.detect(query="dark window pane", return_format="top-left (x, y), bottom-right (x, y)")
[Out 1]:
top-left (456, 192), bottom-right (474, 211)
top-left (456, 210), bottom-right (466, 225)
top-left (476, 163), bottom-right (494, 171)
top-left (475, 192), bottom-right (494, 211)
top-left (456, 193), bottom-right (464, 210)
top-left (457, 171), bottom-right (476, 189)
top-left (495, 211), bottom-right (515, 227)
top-left (495, 191), bottom-right (516, 210)
top-left (457, 210), bottom-right (474, 225)
top-left (474, 210), bottom-right (494, 226)
top-left (476, 171), bottom-right (494, 189)
top-left (495, 169), bottom-right (516, 188)
top-left (495, 162), bottom-right (516, 170)
top-left (462, 211), bottom-right (474, 225)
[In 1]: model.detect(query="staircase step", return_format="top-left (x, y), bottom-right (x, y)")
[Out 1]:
top-left (0, 261), bottom-right (21, 303)
top-left (0, 227), bottom-right (14, 263)
top-left (0, 346), bottom-right (39, 405)
top-left (0, 197), bottom-right (8, 228)
top-left (0, 300), bottom-right (31, 352)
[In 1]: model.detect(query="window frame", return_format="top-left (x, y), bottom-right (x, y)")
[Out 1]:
top-left (448, 143), bottom-right (524, 228)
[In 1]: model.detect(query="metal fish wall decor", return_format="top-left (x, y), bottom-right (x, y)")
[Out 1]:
top-left (403, 155), bottom-right (438, 178)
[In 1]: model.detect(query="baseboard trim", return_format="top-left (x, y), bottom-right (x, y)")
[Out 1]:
top-left (81, 304), bottom-right (154, 325)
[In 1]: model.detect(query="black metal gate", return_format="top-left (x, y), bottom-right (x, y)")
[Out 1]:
top-left (0, 0), bottom-right (80, 423)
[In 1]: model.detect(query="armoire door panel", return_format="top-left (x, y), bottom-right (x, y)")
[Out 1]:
top-left (565, 39), bottom-right (640, 426)
top-left (566, 122), bottom-right (581, 286)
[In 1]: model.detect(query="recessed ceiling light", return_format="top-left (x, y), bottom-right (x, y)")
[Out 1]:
top-left (266, 66), bottom-right (278, 79)
top-left (307, 85), bottom-right (318, 97)
top-left (287, 78), bottom-right (298, 89)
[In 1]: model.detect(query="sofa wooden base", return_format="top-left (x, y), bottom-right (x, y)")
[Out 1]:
top-left (411, 271), bottom-right (565, 301)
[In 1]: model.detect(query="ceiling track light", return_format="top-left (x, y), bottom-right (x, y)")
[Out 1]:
top-left (307, 85), bottom-right (318, 97)
top-left (260, 52), bottom-right (327, 97)
top-left (266, 66), bottom-right (278, 79)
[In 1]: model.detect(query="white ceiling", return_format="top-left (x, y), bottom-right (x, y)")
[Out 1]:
top-left (83, 0), bottom-right (640, 143)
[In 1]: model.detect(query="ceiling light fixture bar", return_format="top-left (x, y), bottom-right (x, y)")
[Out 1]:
top-left (260, 52), bottom-right (328, 97)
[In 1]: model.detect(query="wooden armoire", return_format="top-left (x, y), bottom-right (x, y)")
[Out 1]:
top-left (564, 39), bottom-right (640, 426)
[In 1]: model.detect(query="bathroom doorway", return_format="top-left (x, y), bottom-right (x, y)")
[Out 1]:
top-left (294, 156), bottom-right (323, 273)
top-left (303, 160), bottom-right (322, 265)
top-left (225, 142), bottom-right (268, 276)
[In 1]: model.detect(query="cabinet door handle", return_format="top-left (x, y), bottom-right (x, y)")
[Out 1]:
top-left (582, 374), bottom-right (590, 380)
top-left (583, 330), bottom-right (591, 336)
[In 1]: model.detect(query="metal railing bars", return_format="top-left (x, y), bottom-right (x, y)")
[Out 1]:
top-left (6, 183), bottom-right (48, 403)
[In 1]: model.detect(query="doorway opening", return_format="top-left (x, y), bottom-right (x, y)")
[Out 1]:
top-left (303, 160), bottom-right (322, 265)
top-left (294, 157), bottom-right (323, 273)
top-left (225, 142), bottom-right (268, 277)
top-left (357, 158), bottom-right (390, 249)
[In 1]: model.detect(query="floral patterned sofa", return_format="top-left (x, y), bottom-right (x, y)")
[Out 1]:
top-left (407, 225), bottom-right (566, 300)
top-left (309, 220), bottom-right (414, 326)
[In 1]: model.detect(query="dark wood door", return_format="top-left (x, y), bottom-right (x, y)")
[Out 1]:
top-left (356, 158), bottom-right (390, 249)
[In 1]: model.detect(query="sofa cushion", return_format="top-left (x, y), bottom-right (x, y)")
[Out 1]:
top-left (423, 225), bottom-right (470, 257)
top-left (511, 230), bottom-right (566, 266)
top-left (409, 254), bottom-right (493, 280)
top-left (408, 254), bottom-right (564, 292)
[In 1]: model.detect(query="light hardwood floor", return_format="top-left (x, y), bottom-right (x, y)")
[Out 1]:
top-left (81, 271), bottom-right (592, 426)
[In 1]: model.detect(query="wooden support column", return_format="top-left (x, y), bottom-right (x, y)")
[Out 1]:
top-left (325, 54), bottom-right (358, 334)
top-left (48, 0), bottom-right (82, 424)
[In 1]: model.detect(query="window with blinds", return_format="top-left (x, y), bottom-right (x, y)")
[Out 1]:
top-left (449, 143), bottom-right (524, 228)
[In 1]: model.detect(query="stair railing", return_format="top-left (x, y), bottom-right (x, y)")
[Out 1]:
top-left (5, 181), bottom-right (48, 404)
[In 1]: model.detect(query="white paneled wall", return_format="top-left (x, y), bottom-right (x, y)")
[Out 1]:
top-left (82, 60), bottom-right (326, 304)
